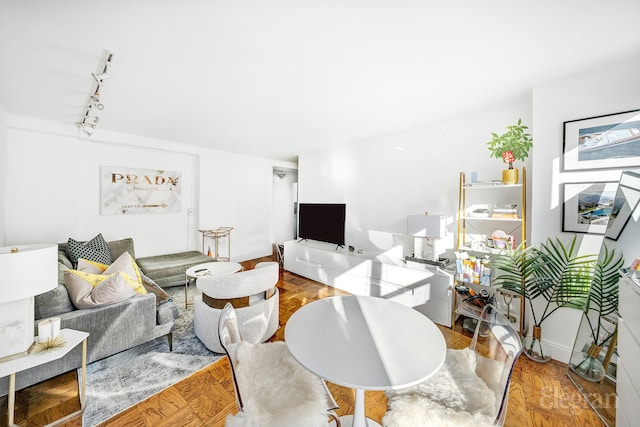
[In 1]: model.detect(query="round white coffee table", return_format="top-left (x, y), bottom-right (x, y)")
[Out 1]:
top-left (285, 295), bottom-right (446, 427)
top-left (184, 261), bottom-right (242, 308)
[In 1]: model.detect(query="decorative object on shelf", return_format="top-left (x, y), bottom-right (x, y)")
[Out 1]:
top-left (37, 317), bottom-right (61, 342)
top-left (77, 51), bottom-right (113, 138)
top-left (569, 246), bottom-right (624, 382)
top-left (33, 334), bottom-right (67, 354)
top-left (492, 237), bottom-right (596, 362)
top-left (491, 229), bottom-right (515, 250)
top-left (0, 244), bottom-right (58, 362)
top-left (454, 252), bottom-right (491, 285)
top-left (563, 108), bottom-right (640, 171)
top-left (487, 118), bottom-right (533, 184)
top-left (562, 181), bottom-right (618, 234)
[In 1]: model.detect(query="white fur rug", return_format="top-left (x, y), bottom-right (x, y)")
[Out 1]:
top-left (383, 348), bottom-right (501, 427)
top-left (225, 341), bottom-right (330, 427)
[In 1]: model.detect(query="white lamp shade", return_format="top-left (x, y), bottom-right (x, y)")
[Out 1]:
top-left (0, 243), bottom-right (58, 303)
top-left (407, 215), bottom-right (451, 238)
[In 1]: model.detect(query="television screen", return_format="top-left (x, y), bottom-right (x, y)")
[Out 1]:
top-left (298, 203), bottom-right (346, 246)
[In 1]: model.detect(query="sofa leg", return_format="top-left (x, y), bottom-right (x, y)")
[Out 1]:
top-left (167, 333), bottom-right (173, 352)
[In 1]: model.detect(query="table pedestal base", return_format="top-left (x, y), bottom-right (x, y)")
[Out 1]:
top-left (340, 415), bottom-right (381, 427)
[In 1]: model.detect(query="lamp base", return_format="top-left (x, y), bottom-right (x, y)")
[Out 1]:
top-left (0, 297), bottom-right (36, 361)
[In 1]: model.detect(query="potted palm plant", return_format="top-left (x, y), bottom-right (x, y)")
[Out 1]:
top-left (569, 245), bottom-right (624, 381)
top-left (487, 119), bottom-right (533, 184)
top-left (492, 236), bottom-right (596, 362)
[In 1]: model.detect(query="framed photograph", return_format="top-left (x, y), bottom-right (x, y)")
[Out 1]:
top-left (563, 108), bottom-right (640, 171)
top-left (604, 180), bottom-right (640, 241)
top-left (562, 182), bottom-right (618, 234)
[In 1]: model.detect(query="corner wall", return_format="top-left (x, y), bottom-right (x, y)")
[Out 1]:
top-left (531, 56), bottom-right (640, 362)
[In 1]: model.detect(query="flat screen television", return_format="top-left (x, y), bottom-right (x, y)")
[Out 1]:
top-left (298, 203), bottom-right (346, 246)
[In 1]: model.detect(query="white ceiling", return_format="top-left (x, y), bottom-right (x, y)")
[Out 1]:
top-left (1, 1), bottom-right (639, 162)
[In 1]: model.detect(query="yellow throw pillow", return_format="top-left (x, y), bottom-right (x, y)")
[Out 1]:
top-left (78, 251), bottom-right (146, 295)
top-left (77, 258), bottom-right (106, 274)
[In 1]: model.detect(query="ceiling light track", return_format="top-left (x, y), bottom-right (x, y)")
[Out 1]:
top-left (77, 51), bottom-right (113, 138)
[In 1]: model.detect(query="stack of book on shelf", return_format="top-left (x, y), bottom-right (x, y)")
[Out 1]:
top-left (491, 204), bottom-right (518, 219)
top-left (468, 205), bottom-right (490, 218)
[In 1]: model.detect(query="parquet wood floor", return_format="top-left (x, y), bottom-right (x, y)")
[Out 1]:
top-left (0, 255), bottom-right (607, 427)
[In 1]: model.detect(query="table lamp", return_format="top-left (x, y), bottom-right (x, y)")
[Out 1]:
top-left (0, 243), bottom-right (58, 362)
top-left (407, 214), bottom-right (452, 261)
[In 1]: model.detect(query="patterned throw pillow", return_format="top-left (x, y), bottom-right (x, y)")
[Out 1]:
top-left (66, 233), bottom-right (112, 267)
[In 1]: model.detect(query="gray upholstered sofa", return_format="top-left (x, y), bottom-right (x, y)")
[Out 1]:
top-left (0, 237), bottom-right (200, 396)
top-left (136, 248), bottom-right (213, 288)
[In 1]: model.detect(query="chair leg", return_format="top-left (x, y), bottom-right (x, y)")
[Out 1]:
top-left (328, 410), bottom-right (341, 427)
top-left (167, 332), bottom-right (173, 352)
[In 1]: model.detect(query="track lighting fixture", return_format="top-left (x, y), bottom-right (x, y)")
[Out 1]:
top-left (78, 51), bottom-right (113, 138)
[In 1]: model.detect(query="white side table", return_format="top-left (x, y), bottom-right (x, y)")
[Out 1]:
top-left (184, 261), bottom-right (242, 308)
top-left (0, 328), bottom-right (89, 427)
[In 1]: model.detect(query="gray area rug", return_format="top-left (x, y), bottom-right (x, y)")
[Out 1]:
top-left (80, 286), bottom-right (222, 426)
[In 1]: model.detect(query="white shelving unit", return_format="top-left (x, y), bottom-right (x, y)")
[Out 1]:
top-left (454, 169), bottom-right (527, 336)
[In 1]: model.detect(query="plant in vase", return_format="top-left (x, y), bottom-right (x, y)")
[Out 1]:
top-left (487, 118), bottom-right (533, 184)
top-left (492, 236), bottom-right (596, 362)
top-left (569, 245), bottom-right (624, 382)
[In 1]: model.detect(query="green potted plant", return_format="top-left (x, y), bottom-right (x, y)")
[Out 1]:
top-left (569, 245), bottom-right (624, 381)
top-left (492, 236), bottom-right (595, 362)
top-left (487, 118), bottom-right (533, 184)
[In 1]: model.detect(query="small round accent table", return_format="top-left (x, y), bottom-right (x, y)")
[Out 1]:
top-left (184, 261), bottom-right (242, 308)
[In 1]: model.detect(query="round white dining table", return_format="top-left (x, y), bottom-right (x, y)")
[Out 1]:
top-left (285, 295), bottom-right (446, 427)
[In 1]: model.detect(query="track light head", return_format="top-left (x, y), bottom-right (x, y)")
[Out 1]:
top-left (91, 72), bottom-right (109, 83)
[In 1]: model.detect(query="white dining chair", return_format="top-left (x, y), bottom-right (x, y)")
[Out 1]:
top-left (383, 305), bottom-right (523, 427)
top-left (218, 303), bottom-right (341, 427)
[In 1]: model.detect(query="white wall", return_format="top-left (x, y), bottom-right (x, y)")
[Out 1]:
top-left (0, 105), bottom-right (7, 246)
top-left (272, 169), bottom-right (298, 245)
top-left (3, 115), bottom-right (296, 261)
top-left (530, 56), bottom-right (640, 362)
top-left (198, 154), bottom-right (275, 262)
top-left (298, 94), bottom-right (533, 255)
top-left (5, 117), bottom-right (195, 256)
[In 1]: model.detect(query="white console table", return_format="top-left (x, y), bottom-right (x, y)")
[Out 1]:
top-left (0, 329), bottom-right (89, 427)
top-left (283, 240), bottom-right (453, 327)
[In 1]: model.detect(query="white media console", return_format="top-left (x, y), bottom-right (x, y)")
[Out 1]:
top-left (283, 239), bottom-right (453, 327)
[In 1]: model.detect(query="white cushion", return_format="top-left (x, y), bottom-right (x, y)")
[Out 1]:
top-left (383, 348), bottom-right (497, 427)
top-left (225, 341), bottom-right (329, 427)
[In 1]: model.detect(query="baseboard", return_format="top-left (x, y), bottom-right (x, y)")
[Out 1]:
top-left (543, 339), bottom-right (574, 364)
